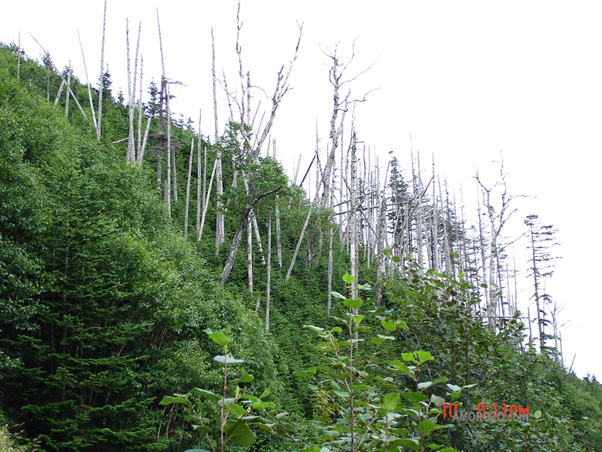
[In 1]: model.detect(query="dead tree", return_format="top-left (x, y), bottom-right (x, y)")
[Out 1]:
top-left (77, 30), bottom-right (98, 134)
top-left (184, 139), bottom-right (194, 237)
top-left (265, 211), bottom-right (272, 333)
top-left (196, 111), bottom-right (203, 233)
top-left (218, 185), bottom-right (283, 285)
top-left (476, 157), bottom-right (522, 330)
top-left (213, 28), bottom-right (225, 253)
top-left (219, 10), bottom-right (303, 281)
top-left (126, 20), bottom-right (142, 163)
top-left (97, 0), bottom-right (107, 141)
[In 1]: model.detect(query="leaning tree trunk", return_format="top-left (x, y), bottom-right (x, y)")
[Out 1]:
top-left (218, 185), bottom-right (282, 285)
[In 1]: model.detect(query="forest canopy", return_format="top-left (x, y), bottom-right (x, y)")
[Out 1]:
top-left (0, 22), bottom-right (600, 452)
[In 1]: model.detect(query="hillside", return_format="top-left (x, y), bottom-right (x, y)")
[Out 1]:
top-left (1, 42), bottom-right (601, 452)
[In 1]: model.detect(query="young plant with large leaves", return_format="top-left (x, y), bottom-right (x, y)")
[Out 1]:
top-left (297, 273), bottom-right (460, 452)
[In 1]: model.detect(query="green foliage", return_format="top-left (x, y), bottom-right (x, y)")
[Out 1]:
top-left (0, 46), bottom-right (280, 451)
top-left (1, 42), bottom-right (601, 452)
top-left (297, 275), bottom-right (459, 452)
top-left (160, 330), bottom-right (300, 451)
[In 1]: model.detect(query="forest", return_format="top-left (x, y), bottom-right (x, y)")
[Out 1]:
top-left (1, 9), bottom-right (602, 452)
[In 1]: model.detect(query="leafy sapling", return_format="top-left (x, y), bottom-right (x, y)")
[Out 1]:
top-left (160, 329), bottom-right (297, 452)
top-left (297, 274), bottom-right (461, 452)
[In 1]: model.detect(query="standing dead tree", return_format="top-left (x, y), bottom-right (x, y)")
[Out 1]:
top-left (217, 7), bottom-right (303, 285)
top-left (125, 20), bottom-right (142, 163)
top-left (77, 30), bottom-right (98, 134)
top-left (97, 0), bottom-right (107, 141)
top-left (475, 157), bottom-right (522, 330)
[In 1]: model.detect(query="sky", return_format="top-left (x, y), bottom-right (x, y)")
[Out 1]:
top-left (1, 0), bottom-right (601, 380)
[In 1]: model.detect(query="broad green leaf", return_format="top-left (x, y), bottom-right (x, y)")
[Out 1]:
top-left (225, 420), bottom-right (256, 446)
top-left (416, 351), bottom-right (434, 363)
top-left (446, 384), bottom-right (461, 392)
top-left (352, 315), bottom-right (364, 325)
top-left (382, 392), bottom-right (400, 411)
top-left (432, 376), bottom-right (449, 385)
top-left (240, 394), bottom-right (260, 402)
top-left (534, 409), bottom-right (542, 419)
top-left (402, 352), bottom-right (417, 363)
top-left (250, 401), bottom-right (276, 410)
top-left (226, 403), bottom-right (247, 417)
top-left (190, 388), bottom-right (219, 401)
top-left (383, 249), bottom-right (392, 256)
top-left (351, 384), bottom-right (371, 391)
top-left (204, 330), bottom-right (230, 347)
top-left (159, 395), bottom-right (188, 406)
top-left (417, 419), bottom-right (438, 435)
top-left (418, 381), bottom-right (434, 390)
top-left (353, 326), bottom-right (370, 333)
top-left (234, 370), bottom-right (254, 383)
top-left (295, 367), bottom-right (317, 378)
top-left (343, 298), bottom-right (363, 309)
top-left (400, 392), bottom-right (428, 403)
top-left (343, 273), bottom-right (356, 284)
top-left (371, 337), bottom-right (385, 345)
top-left (260, 389), bottom-right (271, 399)
top-left (214, 354), bottom-right (244, 364)
top-left (381, 319), bottom-right (397, 332)
top-left (430, 394), bottom-right (445, 407)
top-left (331, 326), bottom-right (343, 333)
top-left (389, 360), bottom-right (414, 376)
top-left (392, 256), bottom-right (401, 263)
top-left (304, 325), bottom-right (324, 332)
top-left (331, 291), bottom-right (346, 300)
top-left (334, 390), bottom-right (350, 398)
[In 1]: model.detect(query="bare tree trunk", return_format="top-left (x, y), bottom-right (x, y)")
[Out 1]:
top-left (265, 211), bottom-right (272, 333)
top-left (165, 81), bottom-right (172, 215)
top-left (218, 185), bottom-right (282, 285)
top-left (247, 222), bottom-right (253, 292)
top-left (198, 158), bottom-right (217, 242)
top-left (127, 21), bottom-right (141, 163)
top-left (137, 55), bottom-right (144, 160)
top-left (196, 111), bottom-right (202, 233)
top-left (275, 195), bottom-right (282, 267)
top-left (77, 30), bottom-right (98, 134)
top-left (138, 112), bottom-right (151, 164)
top-left (97, 0), bottom-right (107, 141)
top-left (211, 28), bottom-right (225, 253)
top-left (349, 131), bottom-right (359, 353)
top-left (431, 160), bottom-right (439, 271)
top-left (327, 224), bottom-right (334, 315)
top-left (212, 28), bottom-right (218, 141)
top-left (184, 138), bottom-right (194, 237)
top-left (476, 157), bottom-right (521, 330)
top-left (375, 194), bottom-right (387, 305)
top-left (286, 203), bottom-right (313, 280)
top-left (64, 66), bottom-right (71, 118)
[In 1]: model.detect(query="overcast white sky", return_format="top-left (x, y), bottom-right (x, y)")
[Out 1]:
top-left (2, 1), bottom-right (601, 380)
